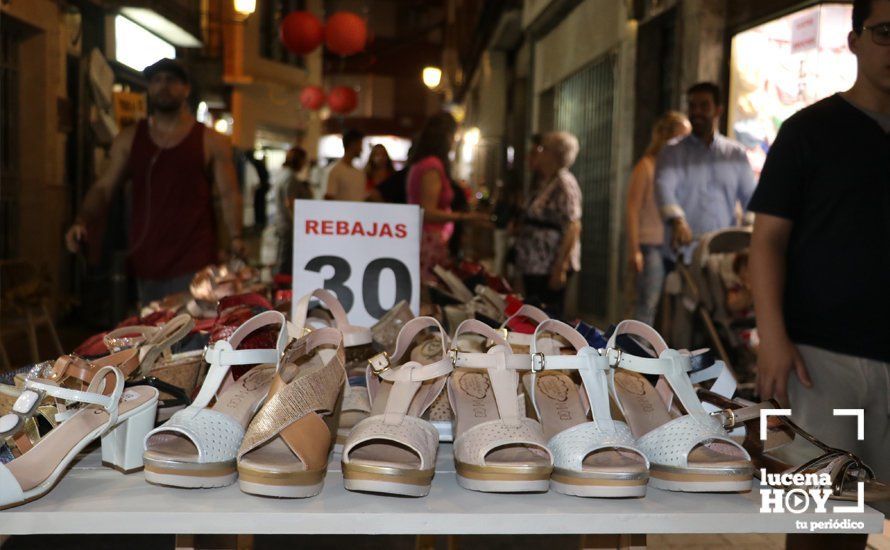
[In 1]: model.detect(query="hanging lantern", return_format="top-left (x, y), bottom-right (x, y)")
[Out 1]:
top-left (324, 12), bottom-right (367, 56)
top-left (280, 11), bottom-right (324, 55)
top-left (327, 86), bottom-right (358, 114)
top-left (299, 85), bottom-right (326, 110)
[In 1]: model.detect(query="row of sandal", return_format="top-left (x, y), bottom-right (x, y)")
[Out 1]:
top-left (2, 284), bottom-right (885, 509)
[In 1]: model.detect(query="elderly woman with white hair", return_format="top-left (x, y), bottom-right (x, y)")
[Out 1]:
top-left (514, 131), bottom-right (582, 318)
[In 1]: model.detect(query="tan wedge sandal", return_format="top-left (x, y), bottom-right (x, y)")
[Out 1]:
top-left (341, 317), bottom-right (452, 497)
top-left (292, 289), bottom-right (375, 450)
top-left (237, 327), bottom-right (346, 498)
top-left (449, 319), bottom-right (553, 493)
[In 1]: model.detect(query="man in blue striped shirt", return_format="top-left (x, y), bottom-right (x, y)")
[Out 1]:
top-left (655, 82), bottom-right (756, 264)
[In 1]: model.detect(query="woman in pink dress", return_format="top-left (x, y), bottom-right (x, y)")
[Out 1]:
top-left (407, 113), bottom-right (487, 281)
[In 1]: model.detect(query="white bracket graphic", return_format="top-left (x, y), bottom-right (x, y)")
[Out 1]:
top-left (833, 409), bottom-right (865, 440)
top-left (759, 409), bottom-right (791, 441)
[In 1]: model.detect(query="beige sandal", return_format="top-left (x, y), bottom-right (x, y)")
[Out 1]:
top-left (341, 317), bottom-right (452, 497)
top-left (449, 319), bottom-right (553, 493)
top-left (0, 366), bottom-right (158, 509)
top-left (237, 327), bottom-right (346, 498)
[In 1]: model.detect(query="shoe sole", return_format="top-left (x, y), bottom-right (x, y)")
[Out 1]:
top-left (143, 459), bottom-right (238, 489)
top-left (341, 462), bottom-right (433, 497)
top-left (455, 461), bottom-right (551, 493)
top-left (237, 468), bottom-right (326, 498)
top-left (550, 470), bottom-right (648, 498)
top-left (648, 464), bottom-right (753, 493)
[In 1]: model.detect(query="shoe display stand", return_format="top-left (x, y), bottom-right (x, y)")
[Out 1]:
top-left (0, 444), bottom-right (882, 549)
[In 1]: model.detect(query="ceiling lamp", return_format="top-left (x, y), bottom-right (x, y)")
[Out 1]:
top-left (234, 0), bottom-right (257, 19)
top-left (422, 66), bottom-right (442, 90)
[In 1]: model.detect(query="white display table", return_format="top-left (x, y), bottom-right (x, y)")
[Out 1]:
top-left (0, 444), bottom-right (882, 537)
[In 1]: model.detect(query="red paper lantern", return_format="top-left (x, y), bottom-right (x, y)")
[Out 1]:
top-left (324, 12), bottom-right (367, 56)
top-left (280, 11), bottom-right (323, 55)
top-left (299, 85), bottom-right (326, 110)
top-left (327, 86), bottom-right (358, 114)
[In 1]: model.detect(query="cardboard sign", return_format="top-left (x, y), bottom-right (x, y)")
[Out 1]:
top-left (292, 200), bottom-right (421, 327)
top-left (791, 11), bottom-right (820, 54)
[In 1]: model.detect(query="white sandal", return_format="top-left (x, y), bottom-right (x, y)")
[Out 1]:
top-left (0, 366), bottom-right (159, 509)
top-left (341, 317), bottom-right (452, 497)
top-left (498, 304), bottom-right (551, 353)
top-left (522, 319), bottom-right (648, 497)
top-left (143, 311), bottom-right (290, 489)
top-left (292, 288), bottom-right (375, 451)
top-left (607, 320), bottom-right (753, 492)
top-left (449, 319), bottom-right (553, 493)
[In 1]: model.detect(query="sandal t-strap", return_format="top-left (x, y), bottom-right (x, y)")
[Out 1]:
top-left (523, 319), bottom-right (649, 497)
top-left (448, 319), bottom-right (553, 493)
top-left (607, 320), bottom-right (752, 493)
top-left (341, 316), bottom-right (452, 497)
top-left (143, 311), bottom-right (288, 489)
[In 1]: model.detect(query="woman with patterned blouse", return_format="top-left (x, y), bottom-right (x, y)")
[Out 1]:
top-left (514, 131), bottom-right (582, 318)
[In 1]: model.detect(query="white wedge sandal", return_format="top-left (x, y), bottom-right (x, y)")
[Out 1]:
top-left (0, 366), bottom-right (158, 509)
top-left (522, 319), bottom-right (649, 497)
top-left (341, 317), bottom-right (452, 497)
top-left (607, 320), bottom-right (753, 492)
top-left (143, 310), bottom-right (290, 489)
top-left (449, 319), bottom-right (553, 493)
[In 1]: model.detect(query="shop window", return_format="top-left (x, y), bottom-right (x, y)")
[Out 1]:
top-left (1, 14), bottom-right (22, 259)
top-left (553, 53), bottom-right (617, 319)
top-left (729, 3), bottom-right (856, 177)
top-left (114, 15), bottom-right (177, 72)
top-left (259, 0), bottom-right (307, 68)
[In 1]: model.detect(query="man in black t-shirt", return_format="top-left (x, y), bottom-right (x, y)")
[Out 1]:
top-left (749, 0), bottom-right (890, 514)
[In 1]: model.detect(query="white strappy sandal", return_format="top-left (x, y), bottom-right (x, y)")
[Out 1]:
top-left (607, 320), bottom-right (753, 492)
top-left (143, 311), bottom-right (290, 489)
top-left (341, 317), bottom-right (452, 497)
top-left (449, 319), bottom-right (553, 493)
top-left (498, 304), bottom-right (552, 353)
top-left (522, 319), bottom-right (648, 497)
top-left (292, 289), bottom-right (375, 450)
top-left (0, 366), bottom-right (158, 509)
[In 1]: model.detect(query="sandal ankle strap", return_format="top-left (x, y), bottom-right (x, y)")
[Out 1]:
top-left (529, 319), bottom-right (617, 434)
top-left (195, 311), bottom-right (288, 410)
top-left (292, 288), bottom-right (371, 347)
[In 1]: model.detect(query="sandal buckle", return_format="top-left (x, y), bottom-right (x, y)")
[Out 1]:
top-left (448, 348), bottom-right (460, 367)
top-left (531, 352), bottom-right (546, 372)
top-left (710, 408), bottom-right (736, 429)
top-left (368, 351), bottom-right (392, 376)
top-left (606, 347), bottom-right (622, 367)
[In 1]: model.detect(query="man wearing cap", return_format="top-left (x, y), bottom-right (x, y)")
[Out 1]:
top-left (65, 58), bottom-right (245, 304)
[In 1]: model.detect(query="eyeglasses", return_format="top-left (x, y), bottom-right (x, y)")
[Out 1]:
top-left (862, 22), bottom-right (890, 46)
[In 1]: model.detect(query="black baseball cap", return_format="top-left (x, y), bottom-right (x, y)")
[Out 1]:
top-left (142, 58), bottom-right (189, 83)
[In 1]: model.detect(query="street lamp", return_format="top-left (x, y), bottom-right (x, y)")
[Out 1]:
top-left (234, 0), bottom-right (257, 18)
top-left (422, 66), bottom-right (442, 90)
